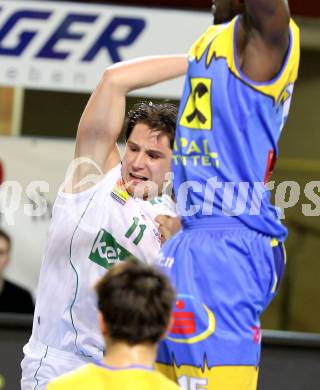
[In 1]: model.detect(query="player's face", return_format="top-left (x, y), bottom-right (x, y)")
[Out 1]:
top-left (212, 0), bottom-right (244, 25)
top-left (0, 237), bottom-right (10, 275)
top-left (122, 123), bottom-right (172, 199)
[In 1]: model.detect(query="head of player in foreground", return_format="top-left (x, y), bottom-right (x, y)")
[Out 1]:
top-left (212, 0), bottom-right (245, 24)
top-left (121, 102), bottom-right (177, 199)
top-left (96, 259), bottom-right (176, 367)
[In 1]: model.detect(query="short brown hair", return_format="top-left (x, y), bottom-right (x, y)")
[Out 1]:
top-left (95, 259), bottom-right (175, 345)
top-left (124, 102), bottom-right (177, 149)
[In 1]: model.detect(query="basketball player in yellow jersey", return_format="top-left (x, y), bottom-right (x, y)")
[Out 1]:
top-left (46, 260), bottom-right (180, 390)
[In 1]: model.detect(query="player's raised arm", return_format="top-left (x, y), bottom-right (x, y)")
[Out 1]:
top-left (65, 55), bottom-right (187, 193)
top-left (245, 0), bottom-right (290, 48)
top-left (236, 0), bottom-right (292, 83)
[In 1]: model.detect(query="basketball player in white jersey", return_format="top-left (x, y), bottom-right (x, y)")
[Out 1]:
top-left (21, 55), bottom-right (187, 390)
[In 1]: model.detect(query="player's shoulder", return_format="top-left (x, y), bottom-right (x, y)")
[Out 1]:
top-left (289, 18), bottom-right (300, 59)
top-left (189, 19), bottom-right (234, 61)
top-left (46, 364), bottom-right (98, 389)
top-left (97, 162), bottom-right (122, 191)
top-left (57, 162), bottom-right (122, 203)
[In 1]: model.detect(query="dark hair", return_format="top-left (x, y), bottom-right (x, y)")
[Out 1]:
top-left (95, 259), bottom-right (175, 345)
top-left (0, 229), bottom-right (11, 251)
top-left (124, 102), bottom-right (177, 149)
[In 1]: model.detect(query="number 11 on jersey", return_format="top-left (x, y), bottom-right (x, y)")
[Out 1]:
top-left (125, 217), bottom-right (147, 245)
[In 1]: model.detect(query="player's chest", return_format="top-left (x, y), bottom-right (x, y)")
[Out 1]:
top-left (73, 190), bottom-right (161, 268)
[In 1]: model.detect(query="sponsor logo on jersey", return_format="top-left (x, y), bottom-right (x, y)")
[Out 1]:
top-left (157, 252), bottom-right (174, 268)
top-left (152, 228), bottom-right (162, 244)
top-left (179, 77), bottom-right (212, 131)
top-left (252, 326), bottom-right (261, 344)
top-left (111, 179), bottom-right (129, 205)
top-left (89, 228), bottom-right (132, 269)
top-left (167, 294), bottom-right (216, 344)
top-left (173, 137), bottom-right (219, 168)
top-left (149, 196), bottom-right (163, 205)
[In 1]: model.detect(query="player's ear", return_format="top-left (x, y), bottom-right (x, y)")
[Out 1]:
top-left (98, 311), bottom-right (109, 337)
top-left (162, 313), bottom-right (174, 340)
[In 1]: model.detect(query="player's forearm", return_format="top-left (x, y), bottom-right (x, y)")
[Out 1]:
top-left (77, 55), bottom-right (187, 152)
top-left (105, 55), bottom-right (188, 94)
top-left (79, 55), bottom-right (187, 138)
top-left (76, 73), bottom-right (126, 156)
top-left (245, 0), bottom-right (290, 42)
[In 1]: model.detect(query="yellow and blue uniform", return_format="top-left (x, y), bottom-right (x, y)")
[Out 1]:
top-left (156, 15), bottom-right (299, 389)
top-left (46, 363), bottom-right (181, 390)
top-left (173, 15), bottom-right (299, 236)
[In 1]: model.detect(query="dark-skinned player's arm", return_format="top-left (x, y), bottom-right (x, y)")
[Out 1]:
top-left (63, 55), bottom-right (187, 193)
top-left (238, 0), bottom-right (291, 82)
top-left (245, 0), bottom-right (290, 49)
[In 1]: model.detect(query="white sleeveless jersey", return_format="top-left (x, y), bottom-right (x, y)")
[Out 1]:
top-left (31, 164), bottom-right (176, 359)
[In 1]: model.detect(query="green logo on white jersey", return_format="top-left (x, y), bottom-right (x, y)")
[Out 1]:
top-left (89, 229), bottom-right (132, 269)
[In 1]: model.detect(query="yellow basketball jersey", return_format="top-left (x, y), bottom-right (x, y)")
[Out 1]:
top-left (46, 363), bottom-right (180, 390)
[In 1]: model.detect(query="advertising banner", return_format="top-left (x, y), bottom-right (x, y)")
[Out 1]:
top-left (0, 0), bottom-right (211, 96)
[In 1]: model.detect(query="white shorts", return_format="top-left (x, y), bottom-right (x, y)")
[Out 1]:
top-left (21, 336), bottom-right (96, 390)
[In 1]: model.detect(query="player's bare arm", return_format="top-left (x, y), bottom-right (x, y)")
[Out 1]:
top-left (65, 55), bottom-right (187, 193)
top-left (238, 0), bottom-right (291, 82)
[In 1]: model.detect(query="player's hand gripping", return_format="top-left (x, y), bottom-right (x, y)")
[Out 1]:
top-left (155, 215), bottom-right (182, 245)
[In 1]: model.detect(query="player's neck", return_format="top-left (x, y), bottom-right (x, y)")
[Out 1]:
top-left (103, 339), bottom-right (157, 369)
